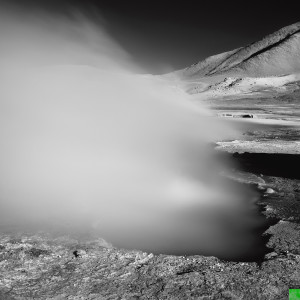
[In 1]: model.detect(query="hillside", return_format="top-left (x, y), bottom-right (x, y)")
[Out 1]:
top-left (176, 22), bottom-right (300, 79)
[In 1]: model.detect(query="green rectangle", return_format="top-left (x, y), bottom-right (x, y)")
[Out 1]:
top-left (290, 289), bottom-right (300, 300)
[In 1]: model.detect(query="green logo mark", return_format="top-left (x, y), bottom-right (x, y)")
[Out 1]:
top-left (290, 289), bottom-right (300, 300)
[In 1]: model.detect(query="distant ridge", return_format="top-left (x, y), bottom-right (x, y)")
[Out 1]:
top-left (175, 22), bottom-right (300, 79)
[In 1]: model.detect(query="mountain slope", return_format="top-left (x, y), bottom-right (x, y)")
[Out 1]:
top-left (177, 22), bottom-right (300, 79)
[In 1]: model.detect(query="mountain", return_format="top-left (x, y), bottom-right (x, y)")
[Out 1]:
top-left (175, 22), bottom-right (300, 79)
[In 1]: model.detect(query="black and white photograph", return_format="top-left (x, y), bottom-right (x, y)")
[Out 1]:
top-left (0, 1), bottom-right (299, 299)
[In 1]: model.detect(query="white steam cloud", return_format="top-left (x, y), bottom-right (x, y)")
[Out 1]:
top-left (0, 7), bottom-right (264, 259)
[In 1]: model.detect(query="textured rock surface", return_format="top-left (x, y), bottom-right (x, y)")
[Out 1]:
top-left (0, 228), bottom-right (299, 300)
top-left (258, 176), bottom-right (300, 223)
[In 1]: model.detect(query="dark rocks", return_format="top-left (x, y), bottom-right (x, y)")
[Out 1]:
top-left (258, 176), bottom-right (300, 222)
top-left (73, 250), bottom-right (80, 258)
top-left (265, 221), bottom-right (300, 255)
top-left (242, 114), bottom-right (254, 118)
top-left (26, 248), bottom-right (51, 258)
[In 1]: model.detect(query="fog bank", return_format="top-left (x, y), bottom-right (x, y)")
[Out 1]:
top-left (0, 8), bottom-right (264, 259)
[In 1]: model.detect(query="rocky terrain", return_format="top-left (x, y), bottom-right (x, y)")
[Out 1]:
top-left (0, 224), bottom-right (299, 300)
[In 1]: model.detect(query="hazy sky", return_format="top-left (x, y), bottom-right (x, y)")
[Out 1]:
top-left (3, 0), bottom-right (300, 73)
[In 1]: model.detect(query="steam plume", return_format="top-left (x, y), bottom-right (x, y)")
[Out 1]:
top-left (0, 7), bottom-right (264, 259)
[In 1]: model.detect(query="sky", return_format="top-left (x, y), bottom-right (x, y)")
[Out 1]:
top-left (2, 0), bottom-right (300, 73)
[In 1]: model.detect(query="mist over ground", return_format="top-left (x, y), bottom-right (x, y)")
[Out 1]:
top-left (0, 6), bottom-right (265, 259)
